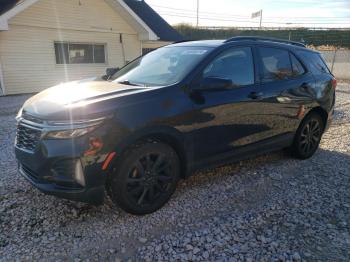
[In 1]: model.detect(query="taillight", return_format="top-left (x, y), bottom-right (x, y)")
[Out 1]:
top-left (331, 78), bottom-right (337, 89)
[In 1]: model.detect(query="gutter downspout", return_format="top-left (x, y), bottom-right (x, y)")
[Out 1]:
top-left (120, 33), bottom-right (126, 65)
top-left (0, 62), bottom-right (5, 96)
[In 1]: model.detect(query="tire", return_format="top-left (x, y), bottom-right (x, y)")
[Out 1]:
top-left (291, 112), bottom-right (325, 160)
top-left (108, 141), bottom-right (180, 215)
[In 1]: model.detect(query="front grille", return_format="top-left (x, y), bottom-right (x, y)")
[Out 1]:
top-left (16, 124), bottom-right (41, 152)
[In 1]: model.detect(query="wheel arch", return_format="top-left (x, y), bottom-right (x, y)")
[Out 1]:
top-left (291, 106), bottom-right (327, 159)
top-left (306, 106), bottom-right (328, 129)
top-left (111, 126), bottom-right (189, 179)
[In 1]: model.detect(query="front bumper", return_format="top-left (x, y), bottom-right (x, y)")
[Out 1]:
top-left (15, 124), bottom-right (115, 205)
top-left (18, 163), bottom-right (105, 204)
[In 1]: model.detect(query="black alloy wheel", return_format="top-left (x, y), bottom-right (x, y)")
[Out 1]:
top-left (299, 119), bottom-right (322, 155)
top-left (292, 113), bottom-right (324, 159)
top-left (126, 153), bottom-right (174, 206)
top-left (108, 142), bottom-right (180, 215)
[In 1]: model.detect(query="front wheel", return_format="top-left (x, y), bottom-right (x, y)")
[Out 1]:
top-left (108, 141), bottom-right (180, 215)
top-left (291, 113), bottom-right (324, 160)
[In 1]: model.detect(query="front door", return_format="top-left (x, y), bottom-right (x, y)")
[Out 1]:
top-left (189, 46), bottom-right (270, 162)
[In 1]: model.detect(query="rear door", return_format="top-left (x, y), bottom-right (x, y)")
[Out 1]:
top-left (255, 46), bottom-right (316, 137)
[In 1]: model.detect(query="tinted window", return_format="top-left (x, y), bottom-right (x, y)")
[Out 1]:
top-left (259, 47), bottom-right (293, 82)
top-left (203, 47), bottom-right (254, 87)
top-left (297, 51), bottom-right (331, 74)
top-left (290, 53), bottom-right (305, 76)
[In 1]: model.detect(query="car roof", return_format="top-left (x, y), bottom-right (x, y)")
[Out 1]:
top-left (168, 38), bottom-right (318, 54)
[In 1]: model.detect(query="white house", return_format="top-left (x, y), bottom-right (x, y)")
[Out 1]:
top-left (0, 0), bottom-right (183, 95)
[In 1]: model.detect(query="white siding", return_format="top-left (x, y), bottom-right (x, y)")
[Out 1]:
top-left (0, 62), bottom-right (5, 95)
top-left (9, 0), bottom-right (136, 34)
top-left (123, 34), bottom-right (141, 63)
top-left (142, 41), bottom-right (172, 49)
top-left (0, 0), bottom-right (142, 95)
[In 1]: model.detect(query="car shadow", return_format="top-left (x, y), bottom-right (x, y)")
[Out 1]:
top-left (42, 146), bottom-right (350, 217)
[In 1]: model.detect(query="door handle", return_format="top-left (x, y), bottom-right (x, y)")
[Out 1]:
top-left (248, 92), bottom-right (263, 100)
top-left (301, 83), bottom-right (309, 89)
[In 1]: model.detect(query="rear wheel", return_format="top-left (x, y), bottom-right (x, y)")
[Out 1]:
top-left (291, 113), bottom-right (324, 159)
top-left (108, 141), bottom-right (180, 215)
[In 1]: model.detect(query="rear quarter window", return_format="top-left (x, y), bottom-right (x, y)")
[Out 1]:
top-left (296, 50), bottom-right (331, 75)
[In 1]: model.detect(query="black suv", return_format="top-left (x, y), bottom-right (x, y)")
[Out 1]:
top-left (15, 37), bottom-right (336, 215)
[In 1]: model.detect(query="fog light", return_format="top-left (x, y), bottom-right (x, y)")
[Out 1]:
top-left (75, 160), bottom-right (85, 186)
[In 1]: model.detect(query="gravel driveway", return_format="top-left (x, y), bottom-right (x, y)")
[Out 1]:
top-left (0, 83), bottom-right (349, 261)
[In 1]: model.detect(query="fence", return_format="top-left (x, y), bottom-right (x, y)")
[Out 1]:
top-left (319, 49), bottom-right (350, 80)
top-left (175, 25), bottom-right (350, 48)
top-left (174, 25), bottom-right (350, 80)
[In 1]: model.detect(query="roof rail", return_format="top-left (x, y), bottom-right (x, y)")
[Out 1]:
top-left (224, 36), bottom-right (306, 47)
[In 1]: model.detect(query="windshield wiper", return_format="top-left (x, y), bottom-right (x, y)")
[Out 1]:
top-left (117, 80), bottom-right (143, 87)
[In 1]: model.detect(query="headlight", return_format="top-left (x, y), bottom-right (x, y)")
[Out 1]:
top-left (44, 115), bottom-right (111, 139)
top-left (45, 126), bottom-right (98, 139)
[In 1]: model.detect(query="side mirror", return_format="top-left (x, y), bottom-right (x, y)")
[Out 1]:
top-left (199, 77), bottom-right (233, 91)
top-left (102, 67), bottom-right (119, 80)
top-left (106, 67), bottom-right (119, 77)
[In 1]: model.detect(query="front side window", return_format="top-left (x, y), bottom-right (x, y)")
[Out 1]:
top-left (111, 46), bottom-right (212, 87)
top-left (259, 47), bottom-right (293, 82)
top-left (203, 47), bottom-right (255, 87)
top-left (54, 43), bottom-right (106, 64)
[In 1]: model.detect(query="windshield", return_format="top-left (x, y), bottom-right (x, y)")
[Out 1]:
top-left (111, 46), bottom-right (213, 87)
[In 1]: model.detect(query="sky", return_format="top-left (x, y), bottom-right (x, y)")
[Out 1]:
top-left (145, 0), bottom-right (350, 28)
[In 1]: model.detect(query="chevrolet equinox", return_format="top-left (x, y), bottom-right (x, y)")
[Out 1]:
top-left (15, 37), bottom-right (336, 215)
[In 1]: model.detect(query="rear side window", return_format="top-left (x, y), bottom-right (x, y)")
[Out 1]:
top-left (203, 47), bottom-right (255, 87)
top-left (259, 47), bottom-right (293, 82)
top-left (297, 51), bottom-right (331, 75)
top-left (290, 53), bottom-right (306, 76)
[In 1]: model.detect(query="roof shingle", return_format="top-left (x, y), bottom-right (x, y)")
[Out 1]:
top-left (0, 0), bottom-right (21, 15)
top-left (123, 0), bottom-right (184, 42)
top-left (0, 0), bottom-right (184, 42)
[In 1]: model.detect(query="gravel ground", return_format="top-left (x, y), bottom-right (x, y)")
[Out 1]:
top-left (0, 83), bottom-right (349, 261)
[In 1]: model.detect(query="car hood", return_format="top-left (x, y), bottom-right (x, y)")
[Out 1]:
top-left (21, 78), bottom-right (149, 119)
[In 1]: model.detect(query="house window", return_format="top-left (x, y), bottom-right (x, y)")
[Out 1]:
top-left (54, 42), bottom-right (106, 64)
